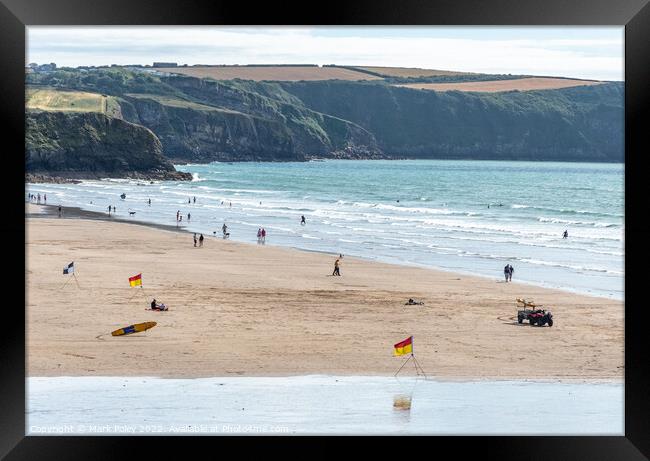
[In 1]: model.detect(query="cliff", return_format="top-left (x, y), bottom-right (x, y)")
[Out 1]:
top-left (25, 111), bottom-right (192, 180)
top-left (26, 68), bottom-right (624, 163)
top-left (122, 77), bottom-right (383, 162)
top-left (279, 80), bottom-right (624, 162)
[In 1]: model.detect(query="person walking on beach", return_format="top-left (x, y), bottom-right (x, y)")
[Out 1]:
top-left (113, 206), bottom-right (116, 214)
top-left (257, 228), bottom-right (262, 244)
top-left (222, 223), bottom-right (228, 238)
top-left (504, 264), bottom-right (510, 282)
top-left (37, 193), bottom-right (41, 204)
top-left (333, 257), bottom-right (341, 276)
top-left (199, 234), bottom-right (204, 247)
top-left (108, 205), bottom-right (111, 216)
top-left (563, 230), bottom-right (568, 239)
top-left (58, 205), bottom-right (62, 218)
top-left (187, 213), bottom-right (191, 221)
top-left (508, 264), bottom-right (514, 282)
top-left (261, 228), bottom-right (266, 243)
top-left (301, 215), bottom-right (306, 225)
top-left (193, 233), bottom-right (197, 247)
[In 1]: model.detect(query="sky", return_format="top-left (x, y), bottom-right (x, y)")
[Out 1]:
top-left (27, 26), bottom-right (624, 81)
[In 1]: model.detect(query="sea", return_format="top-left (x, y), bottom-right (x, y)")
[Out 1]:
top-left (26, 159), bottom-right (624, 300)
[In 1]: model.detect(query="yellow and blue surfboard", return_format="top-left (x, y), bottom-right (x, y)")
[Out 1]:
top-left (111, 321), bottom-right (157, 337)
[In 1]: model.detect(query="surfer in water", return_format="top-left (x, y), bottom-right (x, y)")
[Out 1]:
top-left (301, 215), bottom-right (306, 225)
top-left (563, 230), bottom-right (568, 239)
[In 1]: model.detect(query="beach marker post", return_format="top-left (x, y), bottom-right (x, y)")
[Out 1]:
top-left (60, 261), bottom-right (81, 290)
top-left (393, 335), bottom-right (427, 378)
top-left (127, 273), bottom-right (149, 304)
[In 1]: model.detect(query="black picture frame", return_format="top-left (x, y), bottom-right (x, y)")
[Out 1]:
top-left (4, 0), bottom-right (649, 458)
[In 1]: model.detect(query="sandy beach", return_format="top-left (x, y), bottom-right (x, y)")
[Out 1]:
top-left (26, 203), bottom-right (623, 381)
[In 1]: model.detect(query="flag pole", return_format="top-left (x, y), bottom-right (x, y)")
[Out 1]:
top-left (394, 354), bottom-right (413, 377)
top-left (127, 289), bottom-right (140, 302)
top-left (141, 286), bottom-right (149, 304)
top-left (59, 276), bottom-right (72, 290)
top-left (412, 355), bottom-right (428, 379)
top-left (73, 273), bottom-right (81, 289)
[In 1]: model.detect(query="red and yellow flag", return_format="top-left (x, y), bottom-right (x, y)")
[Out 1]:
top-left (394, 336), bottom-right (413, 356)
top-left (129, 273), bottom-right (142, 287)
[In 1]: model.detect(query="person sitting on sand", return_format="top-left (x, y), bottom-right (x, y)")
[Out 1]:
top-left (151, 299), bottom-right (167, 311)
top-left (405, 298), bottom-right (424, 305)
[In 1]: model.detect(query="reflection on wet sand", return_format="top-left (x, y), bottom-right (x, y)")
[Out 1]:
top-left (393, 394), bottom-right (412, 411)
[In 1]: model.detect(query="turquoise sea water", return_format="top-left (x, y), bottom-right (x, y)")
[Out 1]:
top-left (27, 160), bottom-right (624, 299)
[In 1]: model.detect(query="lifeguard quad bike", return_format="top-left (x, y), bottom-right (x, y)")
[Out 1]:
top-left (516, 298), bottom-right (554, 327)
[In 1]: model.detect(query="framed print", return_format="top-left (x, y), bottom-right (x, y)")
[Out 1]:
top-left (2, 0), bottom-right (649, 458)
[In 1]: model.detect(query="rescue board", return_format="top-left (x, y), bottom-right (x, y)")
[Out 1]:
top-left (111, 321), bottom-right (157, 336)
top-left (516, 298), bottom-right (537, 308)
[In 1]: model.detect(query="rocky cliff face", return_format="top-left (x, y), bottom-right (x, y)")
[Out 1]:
top-left (26, 68), bottom-right (624, 164)
top-left (119, 97), bottom-right (300, 162)
top-left (280, 81), bottom-right (624, 162)
top-left (117, 77), bottom-right (383, 162)
top-left (25, 111), bottom-right (192, 180)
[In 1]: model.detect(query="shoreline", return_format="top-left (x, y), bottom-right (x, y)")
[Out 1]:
top-left (28, 374), bottom-right (622, 384)
top-left (27, 202), bottom-right (617, 301)
top-left (26, 203), bottom-right (624, 380)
